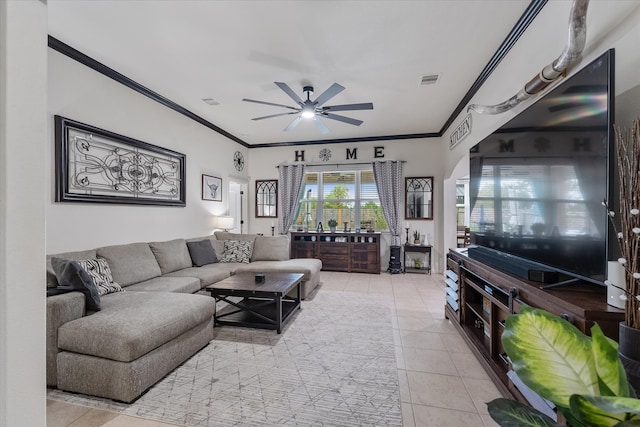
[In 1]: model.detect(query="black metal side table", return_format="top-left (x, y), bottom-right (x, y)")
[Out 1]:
top-left (403, 244), bottom-right (432, 274)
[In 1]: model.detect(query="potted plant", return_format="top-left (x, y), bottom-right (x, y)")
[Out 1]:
top-left (488, 306), bottom-right (640, 427)
top-left (604, 119), bottom-right (640, 389)
top-left (531, 222), bottom-right (545, 236)
top-left (413, 258), bottom-right (422, 269)
top-left (327, 219), bottom-right (338, 232)
top-left (412, 229), bottom-right (420, 244)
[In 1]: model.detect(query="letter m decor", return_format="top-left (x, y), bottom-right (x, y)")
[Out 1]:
top-left (54, 115), bottom-right (186, 206)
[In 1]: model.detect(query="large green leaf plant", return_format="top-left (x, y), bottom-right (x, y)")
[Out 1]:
top-left (488, 306), bottom-right (640, 426)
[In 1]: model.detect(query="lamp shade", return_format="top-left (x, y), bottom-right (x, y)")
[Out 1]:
top-left (213, 216), bottom-right (235, 231)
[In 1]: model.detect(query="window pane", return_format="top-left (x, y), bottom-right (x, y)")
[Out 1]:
top-left (360, 171), bottom-right (378, 199)
top-left (302, 172), bottom-right (319, 199)
top-left (361, 200), bottom-right (387, 230)
top-left (293, 201), bottom-right (316, 229)
top-left (291, 172), bottom-right (318, 229)
top-left (322, 172), bottom-right (355, 199)
top-left (323, 202), bottom-right (355, 229)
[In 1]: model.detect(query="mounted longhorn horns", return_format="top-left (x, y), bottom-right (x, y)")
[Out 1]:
top-left (468, 0), bottom-right (590, 115)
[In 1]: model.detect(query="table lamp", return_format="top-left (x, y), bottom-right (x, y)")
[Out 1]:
top-left (213, 216), bottom-right (235, 232)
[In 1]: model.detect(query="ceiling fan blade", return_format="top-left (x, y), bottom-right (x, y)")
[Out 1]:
top-left (242, 98), bottom-right (299, 111)
top-left (283, 116), bottom-right (303, 132)
top-left (313, 83), bottom-right (345, 107)
top-left (313, 117), bottom-right (330, 134)
top-left (274, 82), bottom-right (304, 105)
top-left (323, 102), bottom-right (374, 112)
top-left (252, 112), bottom-right (299, 121)
top-left (323, 113), bottom-right (364, 126)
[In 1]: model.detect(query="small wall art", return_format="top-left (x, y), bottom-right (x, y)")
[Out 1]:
top-left (202, 174), bottom-right (222, 202)
top-left (54, 116), bottom-right (186, 206)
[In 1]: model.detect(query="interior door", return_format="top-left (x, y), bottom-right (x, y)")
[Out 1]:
top-left (228, 179), bottom-right (247, 233)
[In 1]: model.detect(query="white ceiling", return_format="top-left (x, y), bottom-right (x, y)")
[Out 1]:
top-left (47, 1), bottom-right (640, 147)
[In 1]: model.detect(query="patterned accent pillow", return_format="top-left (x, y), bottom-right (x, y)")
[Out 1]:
top-left (219, 240), bottom-right (253, 264)
top-left (77, 258), bottom-right (125, 296)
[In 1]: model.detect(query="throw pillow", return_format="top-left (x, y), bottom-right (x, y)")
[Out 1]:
top-left (219, 240), bottom-right (253, 263)
top-left (186, 239), bottom-right (218, 267)
top-left (77, 258), bottom-right (125, 296)
top-left (50, 257), bottom-right (102, 311)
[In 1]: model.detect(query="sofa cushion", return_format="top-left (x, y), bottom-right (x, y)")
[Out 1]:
top-left (235, 259), bottom-right (321, 282)
top-left (76, 259), bottom-right (124, 296)
top-left (148, 239), bottom-right (192, 274)
top-left (57, 291), bottom-right (215, 362)
top-left (50, 258), bottom-right (101, 311)
top-left (186, 240), bottom-right (218, 267)
top-left (251, 235), bottom-right (290, 261)
top-left (96, 243), bottom-right (161, 287)
top-left (219, 240), bottom-right (252, 263)
top-left (124, 276), bottom-right (201, 294)
top-left (163, 263), bottom-right (236, 287)
top-left (47, 249), bottom-right (98, 288)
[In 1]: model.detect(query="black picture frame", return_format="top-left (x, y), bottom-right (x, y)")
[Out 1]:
top-left (55, 115), bottom-right (186, 206)
top-left (202, 174), bottom-right (222, 202)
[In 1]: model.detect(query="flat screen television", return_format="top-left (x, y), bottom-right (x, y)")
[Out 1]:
top-left (468, 49), bottom-right (615, 286)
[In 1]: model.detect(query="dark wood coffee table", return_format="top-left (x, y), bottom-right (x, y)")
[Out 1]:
top-left (205, 272), bottom-right (304, 334)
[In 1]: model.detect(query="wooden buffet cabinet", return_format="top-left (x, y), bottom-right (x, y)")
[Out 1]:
top-left (290, 231), bottom-right (381, 274)
top-left (445, 248), bottom-right (624, 413)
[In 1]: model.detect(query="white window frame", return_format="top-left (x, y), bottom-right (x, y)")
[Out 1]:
top-left (297, 166), bottom-right (387, 231)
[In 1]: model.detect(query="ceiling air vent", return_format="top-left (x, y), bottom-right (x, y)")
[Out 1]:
top-left (419, 74), bottom-right (440, 86)
top-left (202, 98), bottom-right (220, 106)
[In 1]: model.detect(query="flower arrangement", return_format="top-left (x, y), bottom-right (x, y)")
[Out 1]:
top-left (604, 119), bottom-right (640, 328)
top-left (412, 230), bottom-right (420, 243)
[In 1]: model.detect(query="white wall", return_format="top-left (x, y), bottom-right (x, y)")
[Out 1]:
top-left (47, 51), bottom-right (249, 253)
top-left (441, 2), bottom-right (640, 263)
top-left (248, 138), bottom-right (446, 271)
top-left (0, 1), bottom-right (47, 425)
top-left (0, 3), bottom-right (631, 424)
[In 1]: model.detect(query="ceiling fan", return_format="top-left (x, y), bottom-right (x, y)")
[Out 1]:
top-left (242, 82), bottom-right (374, 134)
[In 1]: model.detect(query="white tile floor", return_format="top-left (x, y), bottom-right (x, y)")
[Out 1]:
top-left (47, 271), bottom-right (503, 427)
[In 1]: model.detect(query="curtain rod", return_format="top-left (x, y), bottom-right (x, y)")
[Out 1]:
top-left (276, 160), bottom-right (406, 168)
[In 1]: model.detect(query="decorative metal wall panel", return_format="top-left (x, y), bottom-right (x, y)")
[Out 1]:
top-left (55, 116), bottom-right (186, 206)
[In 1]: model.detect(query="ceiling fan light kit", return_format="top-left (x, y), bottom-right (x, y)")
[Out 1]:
top-left (243, 82), bottom-right (374, 133)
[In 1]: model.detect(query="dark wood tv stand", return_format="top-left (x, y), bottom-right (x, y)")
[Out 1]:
top-left (445, 248), bottom-right (624, 411)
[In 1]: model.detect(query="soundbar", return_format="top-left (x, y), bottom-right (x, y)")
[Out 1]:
top-left (467, 246), bottom-right (559, 283)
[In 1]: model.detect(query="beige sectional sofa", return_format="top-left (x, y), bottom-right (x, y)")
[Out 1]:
top-left (46, 232), bottom-right (321, 402)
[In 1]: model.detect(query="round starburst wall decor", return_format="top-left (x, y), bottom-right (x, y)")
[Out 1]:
top-left (319, 148), bottom-right (332, 162)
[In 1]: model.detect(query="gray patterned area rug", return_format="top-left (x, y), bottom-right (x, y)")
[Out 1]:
top-left (48, 290), bottom-right (402, 426)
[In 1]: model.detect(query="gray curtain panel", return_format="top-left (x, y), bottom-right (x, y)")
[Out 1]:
top-left (372, 161), bottom-right (404, 246)
top-left (278, 164), bottom-right (306, 234)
